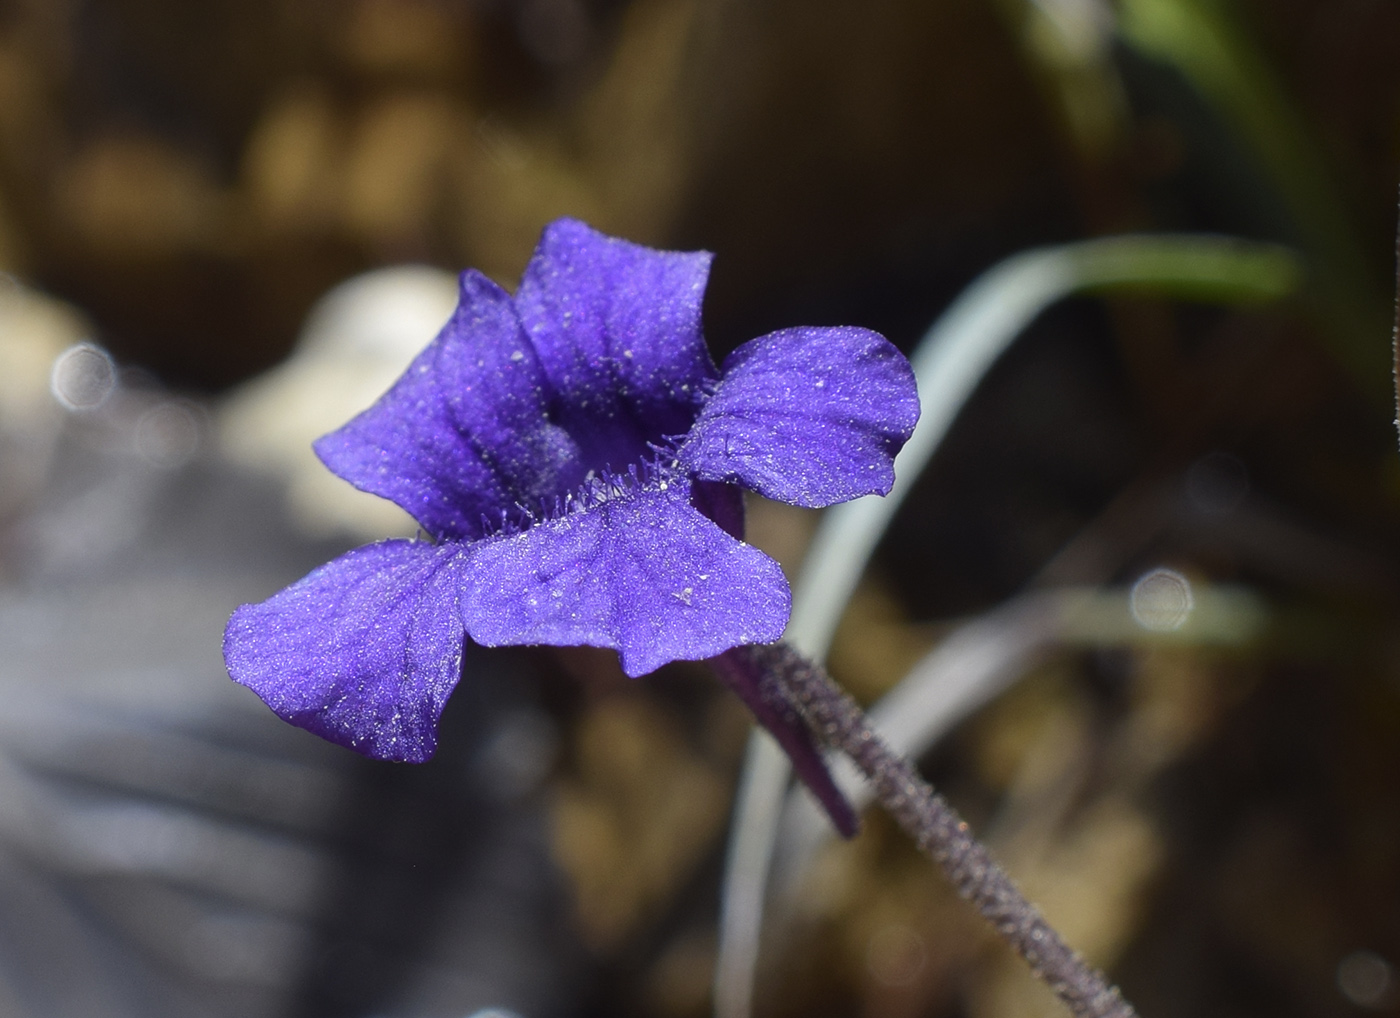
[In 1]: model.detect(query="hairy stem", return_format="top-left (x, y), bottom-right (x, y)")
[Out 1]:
top-left (740, 642), bottom-right (1138, 1018)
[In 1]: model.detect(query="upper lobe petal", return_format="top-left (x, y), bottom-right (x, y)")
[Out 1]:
top-left (315, 270), bottom-right (582, 540)
top-left (223, 540), bottom-right (466, 763)
top-left (460, 482), bottom-right (789, 676)
top-left (514, 218), bottom-right (717, 467)
top-left (679, 326), bottom-right (919, 508)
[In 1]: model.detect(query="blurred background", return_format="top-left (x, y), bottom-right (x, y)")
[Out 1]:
top-left (1, 0), bottom-right (1399, 1017)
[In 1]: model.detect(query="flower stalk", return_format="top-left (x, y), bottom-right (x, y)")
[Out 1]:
top-left (725, 642), bottom-right (1138, 1018)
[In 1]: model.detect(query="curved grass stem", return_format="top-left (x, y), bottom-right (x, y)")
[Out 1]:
top-left (715, 235), bottom-right (1297, 1018)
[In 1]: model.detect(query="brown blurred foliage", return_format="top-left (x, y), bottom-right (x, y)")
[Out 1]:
top-left (0, 0), bottom-right (1072, 390)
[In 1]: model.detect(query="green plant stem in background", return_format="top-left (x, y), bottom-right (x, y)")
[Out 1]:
top-left (735, 643), bottom-right (1139, 1018)
top-left (789, 234), bottom-right (1297, 661)
top-left (1117, 0), bottom-right (1390, 405)
top-left (715, 235), bottom-right (1298, 1018)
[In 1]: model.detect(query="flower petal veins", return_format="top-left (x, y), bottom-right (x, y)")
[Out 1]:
top-left (515, 218), bottom-right (718, 468)
top-left (224, 540), bottom-right (467, 762)
top-left (315, 270), bottom-right (582, 541)
top-left (679, 326), bottom-right (920, 508)
top-left (461, 482), bottom-right (790, 677)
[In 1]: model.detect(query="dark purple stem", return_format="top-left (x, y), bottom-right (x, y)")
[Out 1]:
top-left (732, 642), bottom-right (1138, 1018)
top-left (709, 646), bottom-right (859, 837)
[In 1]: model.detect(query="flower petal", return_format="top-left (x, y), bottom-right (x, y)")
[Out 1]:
top-left (315, 271), bottom-right (582, 540)
top-left (515, 218), bottom-right (717, 467)
top-left (460, 482), bottom-right (788, 676)
top-left (223, 540), bottom-right (466, 763)
top-left (679, 326), bottom-right (920, 508)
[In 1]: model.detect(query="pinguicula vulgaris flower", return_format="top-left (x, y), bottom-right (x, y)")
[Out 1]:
top-left (224, 218), bottom-right (918, 828)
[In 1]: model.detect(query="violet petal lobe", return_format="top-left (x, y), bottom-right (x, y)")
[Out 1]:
top-left (315, 270), bottom-right (582, 541)
top-left (514, 218), bottom-right (718, 465)
top-left (678, 326), bottom-right (920, 508)
top-left (223, 540), bottom-right (466, 763)
top-left (460, 481), bottom-right (789, 677)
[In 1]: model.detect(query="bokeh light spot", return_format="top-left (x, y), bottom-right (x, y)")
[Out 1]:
top-left (1338, 951), bottom-right (1393, 1008)
top-left (50, 342), bottom-right (116, 411)
top-left (1130, 568), bottom-right (1194, 632)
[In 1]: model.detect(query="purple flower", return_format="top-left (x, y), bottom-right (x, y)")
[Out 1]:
top-left (223, 218), bottom-right (919, 775)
